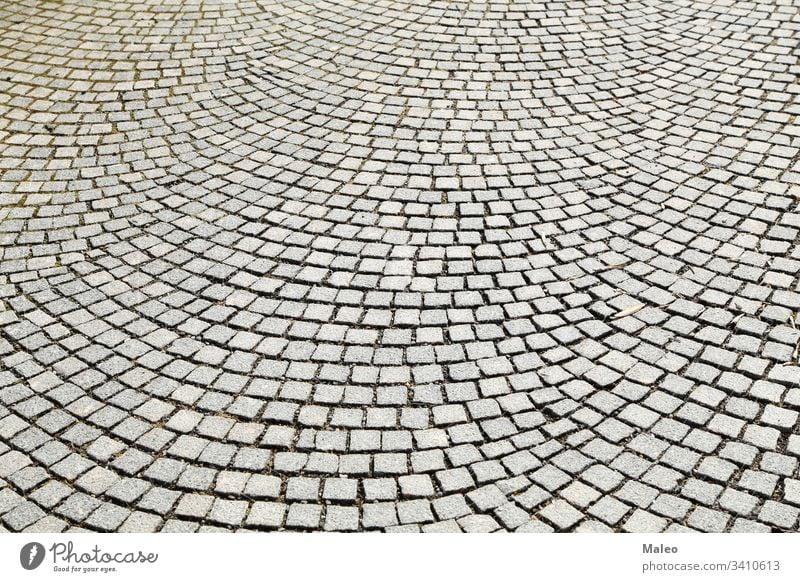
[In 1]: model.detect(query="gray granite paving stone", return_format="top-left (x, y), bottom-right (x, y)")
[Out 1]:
top-left (0, 0), bottom-right (798, 533)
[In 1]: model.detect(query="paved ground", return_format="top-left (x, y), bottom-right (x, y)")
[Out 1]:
top-left (0, 0), bottom-right (799, 534)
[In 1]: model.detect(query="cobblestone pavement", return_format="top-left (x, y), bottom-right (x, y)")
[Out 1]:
top-left (0, 0), bottom-right (799, 534)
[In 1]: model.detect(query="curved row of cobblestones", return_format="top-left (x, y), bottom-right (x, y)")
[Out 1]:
top-left (0, 0), bottom-right (799, 532)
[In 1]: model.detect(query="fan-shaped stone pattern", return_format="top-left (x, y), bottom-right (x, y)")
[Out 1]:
top-left (1, 0), bottom-right (799, 533)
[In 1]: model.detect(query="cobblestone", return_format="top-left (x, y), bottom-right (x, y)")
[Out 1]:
top-left (0, 0), bottom-right (798, 534)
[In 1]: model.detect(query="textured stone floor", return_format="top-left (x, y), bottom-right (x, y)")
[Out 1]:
top-left (0, 0), bottom-right (799, 534)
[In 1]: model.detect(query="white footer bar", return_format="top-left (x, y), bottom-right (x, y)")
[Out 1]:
top-left (2, 534), bottom-right (795, 581)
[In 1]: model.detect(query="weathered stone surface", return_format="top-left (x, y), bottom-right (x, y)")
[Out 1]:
top-left (0, 0), bottom-right (798, 532)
